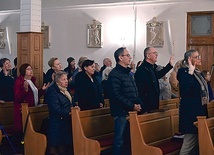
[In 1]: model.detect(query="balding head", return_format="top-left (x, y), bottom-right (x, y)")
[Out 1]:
top-left (103, 57), bottom-right (112, 67)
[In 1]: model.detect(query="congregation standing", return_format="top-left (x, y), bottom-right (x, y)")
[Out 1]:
top-left (1, 45), bottom-right (214, 155)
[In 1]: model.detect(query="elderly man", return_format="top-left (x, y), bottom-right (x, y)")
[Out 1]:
top-left (135, 47), bottom-right (173, 113)
top-left (100, 57), bottom-right (112, 75)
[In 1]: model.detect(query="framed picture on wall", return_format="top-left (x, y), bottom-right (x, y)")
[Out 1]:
top-left (41, 24), bottom-right (50, 49)
top-left (87, 20), bottom-right (103, 48)
top-left (146, 20), bottom-right (164, 47)
top-left (0, 28), bottom-right (5, 49)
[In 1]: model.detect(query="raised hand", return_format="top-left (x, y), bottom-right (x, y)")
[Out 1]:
top-left (42, 82), bottom-right (50, 90)
top-left (169, 55), bottom-right (174, 66)
top-left (188, 57), bottom-right (195, 75)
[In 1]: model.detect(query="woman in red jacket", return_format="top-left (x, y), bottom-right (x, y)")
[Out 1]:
top-left (13, 63), bottom-right (49, 135)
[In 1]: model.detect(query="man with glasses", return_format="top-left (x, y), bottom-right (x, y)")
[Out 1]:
top-left (108, 47), bottom-right (142, 155)
top-left (135, 46), bottom-right (173, 113)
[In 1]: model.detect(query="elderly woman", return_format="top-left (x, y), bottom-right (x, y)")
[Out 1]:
top-left (178, 50), bottom-right (208, 155)
top-left (14, 63), bottom-right (49, 134)
top-left (0, 58), bottom-right (15, 102)
top-left (45, 71), bottom-right (75, 155)
top-left (75, 59), bottom-right (104, 110)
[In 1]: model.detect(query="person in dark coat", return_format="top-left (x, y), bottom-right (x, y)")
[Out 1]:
top-left (178, 49), bottom-right (208, 155)
top-left (134, 47), bottom-right (173, 113)
top-left (201, 70), bottom-right (214, 101)
top-left (75, 59), bottom-right (104, 110)
top-left (0, 58), bottom-right (15, 102)
top-left (45, 71), bottom-right (76, 155)
top-left (64, 57), bottom-right (78, 91)
top-left (108, 47), bottom-right (142, 155)
top-left (12, 57), bottom-right (17, 79)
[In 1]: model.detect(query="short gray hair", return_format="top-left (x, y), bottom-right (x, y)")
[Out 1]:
top-left (54, 71), bottom-right (67, 83)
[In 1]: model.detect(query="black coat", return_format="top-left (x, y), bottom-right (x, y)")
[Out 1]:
top-left (0, 70), bottom-right (15, 101)
top-left (44, 68), bottom-right (55, 84)
top-left (75, 71), bottom-right (104, 110)
top-left (45, 83), bottom-right (73, 146)
top-left (177, 67), bottom-right (208, 134)
top-left (134, 60), bottom-right (172, 112)
top-left (108, 64), bottom-right (142, 117)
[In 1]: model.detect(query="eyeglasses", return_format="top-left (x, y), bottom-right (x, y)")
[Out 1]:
top-left (26, 68), bottom-right (33, 71)
top-left (148, 51), bottom-right (158, 55)
top-left (121, 54), bottom-right (131, 57)
top-left (192, 55), bottom-right (201, 60)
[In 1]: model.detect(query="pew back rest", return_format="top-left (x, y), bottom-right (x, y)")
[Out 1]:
top-left (74, 107), bottom-right (114, 139)
top-left (0, 102), bottom-right (14, 134)
top-left (196, 116), bottom-right (214, 155)
top-left (136, 109), bottom-right (179, 145)
top-left (208, 100), bottom-right (214, 117)
top-left (71, 107), bottom-right (114, 155)
top-left (21, 103), bottom-right (49, 155)
top-left (159, 98), bottom-right (180, 110)
top-left (26, 105), bottom-right (49, 132)
top-left (129, 109), bottom-right (180, 155)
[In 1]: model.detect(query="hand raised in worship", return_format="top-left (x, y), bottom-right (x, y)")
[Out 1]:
top-left (169, 54), bottom-right (174, 66)
top-left (188, 57), bottom-right (196, 75)
top-left (42, 82), bottom-right (50, 90)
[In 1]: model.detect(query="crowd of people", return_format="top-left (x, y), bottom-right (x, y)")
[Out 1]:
top-left (0, 46), bottom-right (213, 155)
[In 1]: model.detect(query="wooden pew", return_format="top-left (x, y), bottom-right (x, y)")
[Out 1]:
top-left (208, 100), bottom-right (214, 117)
top-left (104, 99), bottom-right (110, 107)
top-left (129, 109), bottom-right (182, 155)
top-left (21, 103), bottom-right (49, 155)
top-left (71, 107), bottom-right (114, 155)
top-left (159, 98), bottom-right (180, 110)
top-left (0, 102), bottom-right (14, 135)
top-left (195, 116), bottom-right (214, 155)
top-left (104, 98), bottom-right (180, 109)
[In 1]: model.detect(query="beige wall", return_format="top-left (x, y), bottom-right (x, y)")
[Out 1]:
top-left (0, 0), bottom-right (214, 73)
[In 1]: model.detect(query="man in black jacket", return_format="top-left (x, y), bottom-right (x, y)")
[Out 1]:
top-left (135, 47), bottom-right (173, 113)
top-left (108, 47), bottom-right (142, 155)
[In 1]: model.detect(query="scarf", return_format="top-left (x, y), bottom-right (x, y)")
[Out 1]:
top-left (57, 84), bottom-right (72, 103)
top-left (193, 68), bottom-right (209, 105)
top-left (26, 79), bottom-right (38, 106)
top-left (181, 61), bottom-right (209, 105)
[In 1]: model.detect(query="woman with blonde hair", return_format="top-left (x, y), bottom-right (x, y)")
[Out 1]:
top-left (169, 60), bottom-right (182, 97)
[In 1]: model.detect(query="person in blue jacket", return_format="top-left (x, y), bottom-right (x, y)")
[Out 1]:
top-left (45, 71), bottom-right (76, 155)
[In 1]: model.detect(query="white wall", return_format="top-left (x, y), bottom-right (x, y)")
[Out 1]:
top-left (0, 0), bottom-right (214, 72)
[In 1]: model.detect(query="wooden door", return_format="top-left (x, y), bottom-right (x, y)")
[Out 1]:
top-left (187, 12), bottom-right (214, 88)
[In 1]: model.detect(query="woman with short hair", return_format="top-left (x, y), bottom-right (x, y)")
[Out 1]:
top-left (75, 59), bottom-right (104, 110)
top-left (14, 63), bottom-right (49, 134)
top-left (178, 50), bottom-right (208, 155)
top-left (0, 58), bottom-right (15, 102)
top-left (45, 71), bottom-right (76, 154)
